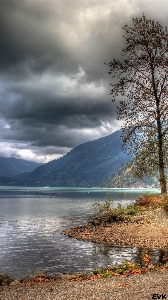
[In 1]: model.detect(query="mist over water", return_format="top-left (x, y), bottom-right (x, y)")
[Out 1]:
top-left (0, 186), bottom-right (162, 279)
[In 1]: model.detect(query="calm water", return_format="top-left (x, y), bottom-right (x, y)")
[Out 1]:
top-left (0, 186), bottom-right (164, 279)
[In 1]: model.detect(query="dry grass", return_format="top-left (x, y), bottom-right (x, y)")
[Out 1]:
top-left (135, 193), bottom-right (166, 209)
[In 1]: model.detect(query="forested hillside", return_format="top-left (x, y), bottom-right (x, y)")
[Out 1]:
top-left (0, 130), bottom-right (130, 187)
top-left (0, 157), bottom-right (41, 177)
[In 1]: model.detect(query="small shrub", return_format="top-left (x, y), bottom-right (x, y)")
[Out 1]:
top-left (106, 203), bottom-right (136, 220)
top-left (92, 199), bottom-right (138, 223)
top-left (116, 203), bottom-right (125, 214)
top-left (92, 199), bottom-right (112, 216)
top-left (135, 193), bottom-right (164, 208)
top-left (113, 203), bottom-right (137, 217)
top-left (107, 206), bottom-right (125, 221)
top-left (124, 203), bottom-right (137, 215)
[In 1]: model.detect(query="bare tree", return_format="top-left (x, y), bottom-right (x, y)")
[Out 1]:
top-left (106, 15), bottom-right (168, 194)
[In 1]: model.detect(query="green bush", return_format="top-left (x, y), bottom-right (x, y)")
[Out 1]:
top-left (92, 199), bottom-right (112, 216)
top-left (92, 199), bottom-right (137, 221)
top-left (109, 203), bottom-right (137, 219)
top-left (125, 203), bottom-right (137, 215)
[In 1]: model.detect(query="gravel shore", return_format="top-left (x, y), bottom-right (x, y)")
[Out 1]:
top-left (1, 270), bottom-right (168, 300)
top-left (62, 207), bottom-right (168, 249)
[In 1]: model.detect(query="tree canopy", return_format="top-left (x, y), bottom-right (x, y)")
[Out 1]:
top-left (106, 15), bottom-right (168, 193)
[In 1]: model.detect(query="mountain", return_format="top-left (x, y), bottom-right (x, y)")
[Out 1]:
top-left (103, 162), bottom-right (160, 188)
top-left (0, 157), bottom-right (42, 177)
top-left (0, 130), bottom-right (130, 187)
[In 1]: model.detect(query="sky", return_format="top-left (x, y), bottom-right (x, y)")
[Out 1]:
top-left (1, 0), bottom-right (168, 163)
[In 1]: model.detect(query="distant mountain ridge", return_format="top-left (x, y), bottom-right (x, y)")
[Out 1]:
top-left (0, 130), bottom-right (130, 187)
top-left (0, 157), bottom-right (42, 177)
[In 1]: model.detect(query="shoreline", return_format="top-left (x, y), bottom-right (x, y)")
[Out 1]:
top-left (2, 207), bottom-right (168, 285)
top-left (1, 207), bottom-right (168, 286)
top-left (1, 205), bottom-right (168, 298)
top-left (62, 207), bottom-right (168, 250)
top-left (1, 265), bottom-right (168, 300)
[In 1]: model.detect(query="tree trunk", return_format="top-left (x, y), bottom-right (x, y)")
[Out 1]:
top-left (151, 60), bottom-right (167, 194)
top-left (159, 167), bottom-right (167, 194)
top-left (156, 99), bottom-right (167, 194)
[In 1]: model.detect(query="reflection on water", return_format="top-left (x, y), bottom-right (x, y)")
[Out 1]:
top-left (0, 186), bottom-right (165, 279)
top-left (92, 244), bottom-right (168, 267)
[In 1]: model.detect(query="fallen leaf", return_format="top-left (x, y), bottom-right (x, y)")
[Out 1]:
top-left (118, 283), bottom-right (132, 287)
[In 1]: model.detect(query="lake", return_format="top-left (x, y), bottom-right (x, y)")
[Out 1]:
top-left (0, 186), bottom-right (163, 279)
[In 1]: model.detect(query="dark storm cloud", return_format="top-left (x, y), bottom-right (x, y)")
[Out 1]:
top-left (0, 0), bottom-right (126, 79)
top-left (1, 0), bottom-right (168, 162)
top-left (0, 84), bottom-right (116, 147)
top-left (1, 91), bottom-right (114, 127)
top-left (0, 0), bottom-right (81, 78)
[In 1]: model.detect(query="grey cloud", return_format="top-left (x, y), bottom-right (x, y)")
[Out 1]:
top-left (1, 1), bottom-right (79, 77)
top-left (1, 0), bottom-right (168, 161)
top-left (2, 95), bottom-right (115, 127)
top-left (0, 0), bottom-right (127, 79)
